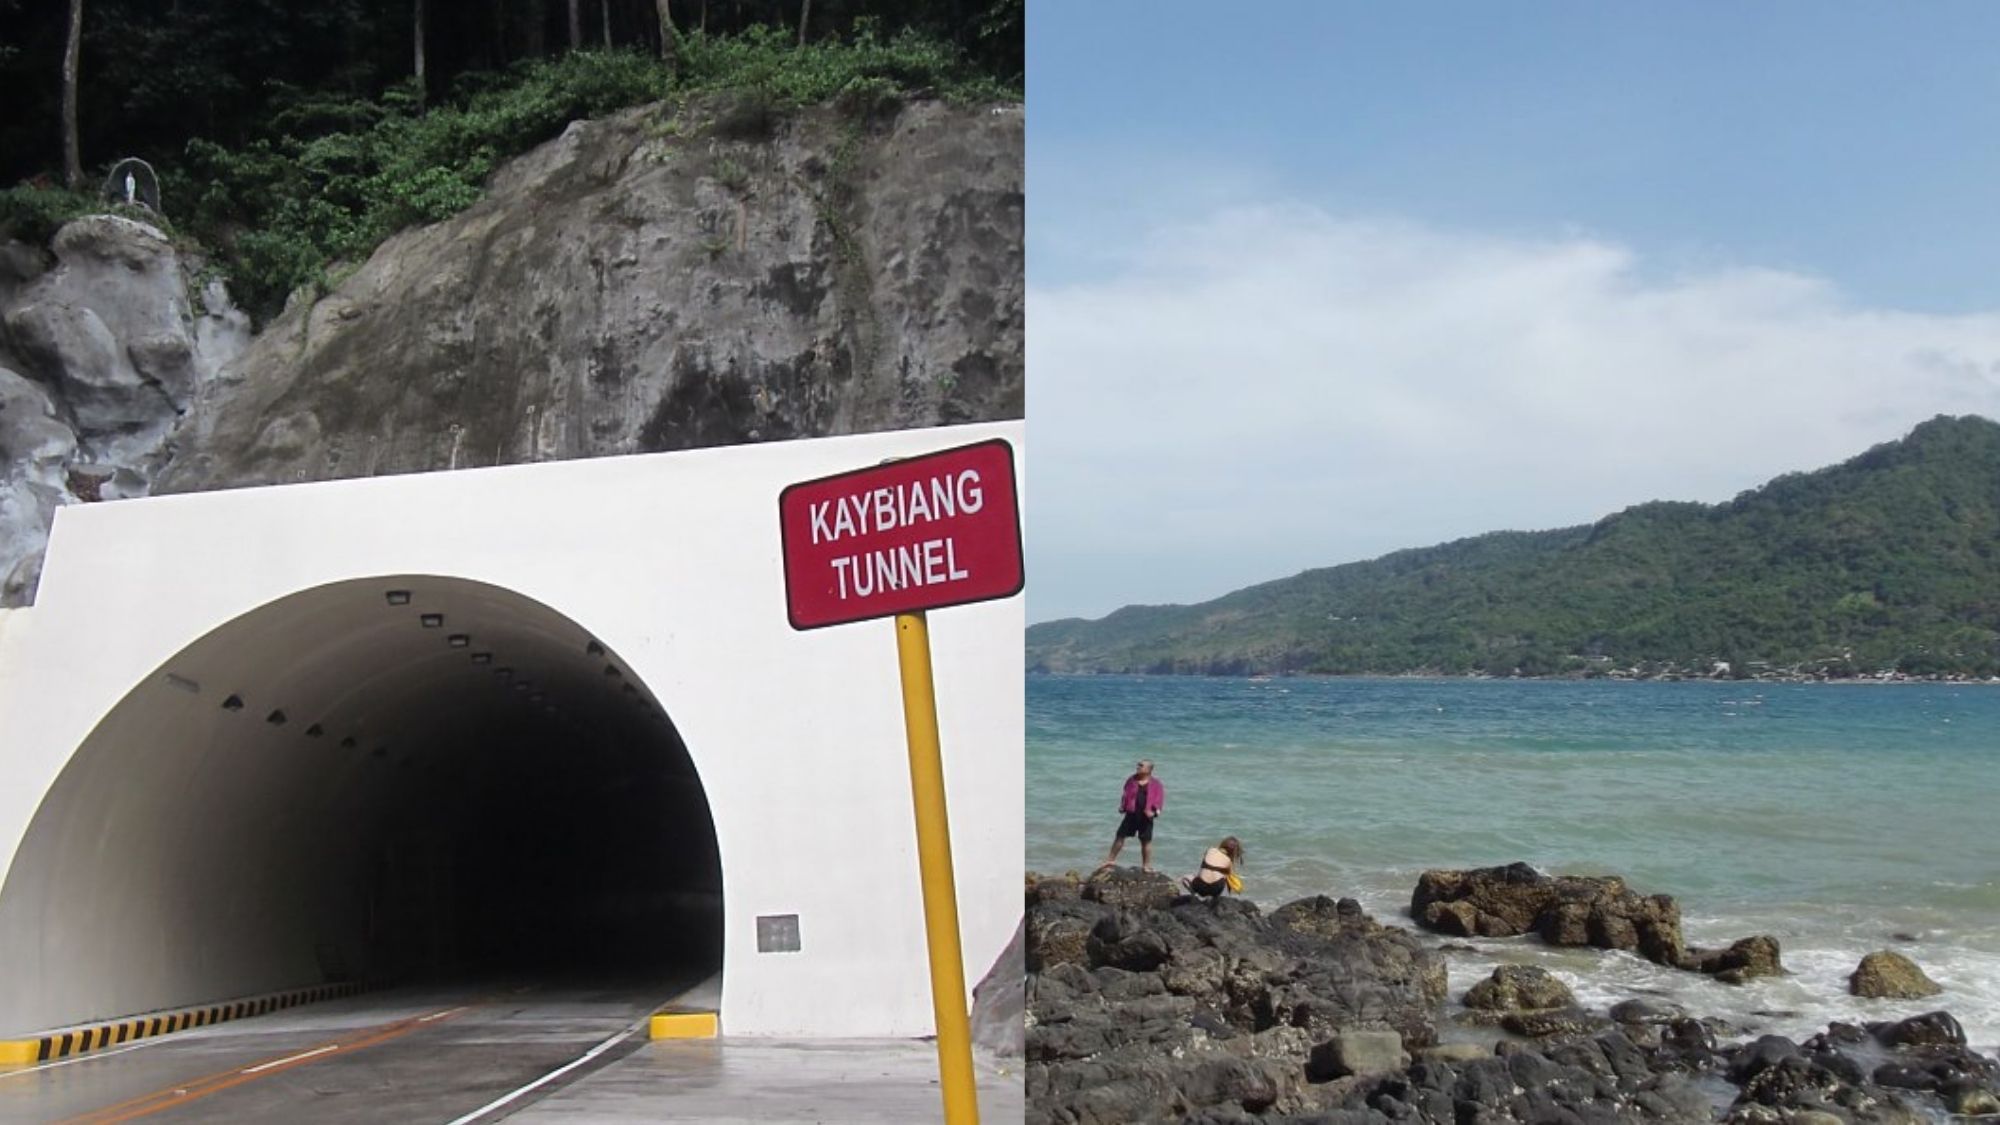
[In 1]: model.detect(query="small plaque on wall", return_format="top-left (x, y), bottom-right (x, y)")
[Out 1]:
top-left (756, 913), bottom-right (801, 953)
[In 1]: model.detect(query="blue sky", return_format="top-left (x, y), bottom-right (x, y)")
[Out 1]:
top-left (1027, 2), bottom-right (2000, 622)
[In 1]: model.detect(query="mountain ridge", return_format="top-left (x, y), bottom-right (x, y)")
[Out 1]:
top-left (1027, 415), bottom-right (2000, 680)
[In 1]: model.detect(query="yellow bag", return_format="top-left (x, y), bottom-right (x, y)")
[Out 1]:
top-left (1225, 870), bottom-right (1243, 894)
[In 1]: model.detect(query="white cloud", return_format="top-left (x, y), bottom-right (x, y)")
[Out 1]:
top-left (1028, 203), bottom-right (2000, 622)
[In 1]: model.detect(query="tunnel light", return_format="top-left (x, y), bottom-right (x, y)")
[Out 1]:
top-left (221, 694), bottom-right (244, 712)
top-left (513, 682), bottom-right (531, 693)
top-left (163, 673), bottom-right (200, 694)
top-left (385, 590), bottom-right (412, 606)
top-left (603, 664), bottom-right (622, 678)
top-left (621, 683), bottom-right (637, 695)
top-left (371, 746), bottom-right (388, 759)
top-left (495, 667), bottom-right (513, 679)
top-left (529, 693), bottom-right (544, 704)
top-left (305, 724), bottom-right (324, 738)
top-left (471, 652), bottom-right (492, 664)
top-left (265, 710), bottom-right (287, 726)
top-left (586, 640), bottom-right (605, 656)
top-left (420, 613), bottom-right (444, 628)
top-left (448, 634), bottom-right (470, 648)
top-left (340, 737), bottom-right (357, 749)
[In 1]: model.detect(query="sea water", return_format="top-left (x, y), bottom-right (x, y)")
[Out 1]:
top-left (1027, 675), bottom-right (2000, 1052)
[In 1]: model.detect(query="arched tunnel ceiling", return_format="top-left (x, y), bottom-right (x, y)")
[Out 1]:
top-left (148, 576), bottom-right (676, 766)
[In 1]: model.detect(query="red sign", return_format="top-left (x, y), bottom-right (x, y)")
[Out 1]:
top-left (780, 438), bottom-right (1023, 630)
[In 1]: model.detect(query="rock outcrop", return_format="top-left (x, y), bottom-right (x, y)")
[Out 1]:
top-left (158, 96), bottom-right (1022, 494)
top-left (1025, 874), bottom-right (1445, 1122)
top-left (1412, 862), bottom-right (1783, 982)
top-left (1027, 870), bottom-right (2000, 1122)
top-left (0, 94), bottom-right (1020, 605)
top-left (0, 216), bottom-right (249, 600)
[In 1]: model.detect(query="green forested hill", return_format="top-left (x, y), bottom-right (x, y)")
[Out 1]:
top-left (1027, 415), bottom-right (2000, 679)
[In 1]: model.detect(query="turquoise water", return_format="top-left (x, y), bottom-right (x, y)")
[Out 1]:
top-left (1028, 675), bottom-right (2000, 1049)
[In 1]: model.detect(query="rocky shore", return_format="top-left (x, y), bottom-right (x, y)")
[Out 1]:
top-left (1026, 863), bottom-right (2000, 1123)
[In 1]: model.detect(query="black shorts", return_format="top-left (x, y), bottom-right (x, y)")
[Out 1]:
top-left (1189, 875), bottom-right (1226, 899)
top-left (1115, 811), bottom-right (1153, 842)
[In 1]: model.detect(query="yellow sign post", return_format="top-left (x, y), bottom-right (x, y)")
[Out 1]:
top-left (780, 440), bottom-right (1022, 1124)
top-left (894, 611), bottom-right (980, 1125)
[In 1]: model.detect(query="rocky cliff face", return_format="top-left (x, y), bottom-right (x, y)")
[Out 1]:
top-left (0, 217), bottom-right (250, 601)
top-left (0, 94), bottom-right (1022, 604)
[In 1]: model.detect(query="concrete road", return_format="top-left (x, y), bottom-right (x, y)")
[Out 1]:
top-left (0, 983), bottom-right (1022, 1123)
top-left (512, 1038), bottom-right (1024, 1123)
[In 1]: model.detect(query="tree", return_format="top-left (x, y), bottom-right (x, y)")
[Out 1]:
top-left (567, 0), bottom-right (581, 49)
top-left (61, 0), bottom-right (84, 188)
top-left (601, 0), bottom-right (612, 45)
top-left (413, 0), bottom-right (428, 110)
top-left (655, 0), bottom-right (679, 75)
top-left (797, 0), bottom-right (810, 46)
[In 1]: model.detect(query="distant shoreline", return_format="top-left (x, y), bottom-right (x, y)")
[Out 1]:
top-left (1028, 669), bottom-right (2000, 685)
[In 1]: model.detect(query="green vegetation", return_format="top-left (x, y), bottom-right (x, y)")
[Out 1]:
top-left (1, 1), bottom-right (1019, 321)
top-left (0, 183), bottom-right (129, 246)
top-left (1027, 415), bottom-right (2000, 680)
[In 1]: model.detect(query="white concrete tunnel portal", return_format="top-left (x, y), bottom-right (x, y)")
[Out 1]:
top-left (0, 575), bottom-right (721, 1029)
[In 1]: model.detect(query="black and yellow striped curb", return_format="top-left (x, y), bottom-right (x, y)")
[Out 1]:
top-left (0, 981), bottom-right (365, 1065)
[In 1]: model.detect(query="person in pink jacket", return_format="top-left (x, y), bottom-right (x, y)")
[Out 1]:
top-left (1099, 759), bottom-right (1165, 871)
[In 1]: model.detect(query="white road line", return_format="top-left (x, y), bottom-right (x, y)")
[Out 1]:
top-left (242, 1043), bottom-right (339, 1074)
top-left (439, 1020), bottom-right (644, 1125)
top-left (419, 1007), bottom-right (468, 1023)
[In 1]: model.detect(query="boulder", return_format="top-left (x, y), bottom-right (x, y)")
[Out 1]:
top-left (1025, 896), bottom-right (1105, 971)
top-left (1307, 1030), bottom-right (1408, 1080)
top-left (1684, 935), bottom-right (1785, 984)
top-left (1082, 865), bottom-right (1180, 911)
top-left (1849, 951), bottom-right (1942, 999)
top-left (1609, 997), bottom-right (1685, 1025)
top-left (1871, 1011), bottom-right (1965, 1049)
top-left (1411, 862), bottom-right (1552, 937)
top-left (1411, 863), bottom-right (1687, 966)
top-left (1462, 964), bottom-right (1575, 1012)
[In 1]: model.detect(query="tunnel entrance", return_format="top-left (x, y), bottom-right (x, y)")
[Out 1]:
top-left (0, 576), bottom-right (720, 1032)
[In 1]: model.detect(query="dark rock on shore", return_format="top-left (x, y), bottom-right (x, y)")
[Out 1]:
top-left (1413, 863), bottom-right (1784, 981)
top-left (1029, 870), bottom-right (2000, 1123)
top-left (1462, 964), bottom-right (1575, 1012)
top-left (1027, 872), bottom-right (1444, 1121)
top-left (1683, 935), bottom-right (1786, 985)
top-left (1083, 866), bottom-right (1182, 911)
top-left (1610, 998), bottom-right (1687, 1026)
top-left (1413, 863), bottom-right (1686, 963)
